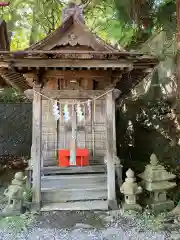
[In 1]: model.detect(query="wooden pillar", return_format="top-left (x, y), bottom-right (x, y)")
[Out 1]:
top-left (106, 90), bottom-right (118, 209)
top-left (70, 104), bottom-right (77, 165)
top-left (112, 89), bottom-right (122, 187)
top-left (32, 85), bottom-right (42, 211)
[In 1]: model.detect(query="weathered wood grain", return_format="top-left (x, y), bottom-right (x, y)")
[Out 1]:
top-left (24, 89), bottom-right (107, 100)
top-left (41, 188), bottom-right (107, 202)
top-left (105, 91), bottom-right (117, 209)
top-left (41, 100), bottom-right (57, 167)
top-left (42, 165), bottom-right (106, 175)
top-left (32, 86), bottom-right (42, 209)
top-left (2, 59), bottom-right (133, 68)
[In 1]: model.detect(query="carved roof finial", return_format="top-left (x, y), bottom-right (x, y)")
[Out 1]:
top-left (126, 168), bottom-right (134, 178)
top-left (62, 0), bottom-right (85, 23)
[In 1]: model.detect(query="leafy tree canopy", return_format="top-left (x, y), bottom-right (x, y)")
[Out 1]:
top-left (0, 0), bottom-right (176, 50)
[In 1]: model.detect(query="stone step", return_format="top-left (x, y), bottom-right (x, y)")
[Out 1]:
top-left (41, 200), bottom-right (108, 211)
top-left (41, 187), bottom-right (107, 202)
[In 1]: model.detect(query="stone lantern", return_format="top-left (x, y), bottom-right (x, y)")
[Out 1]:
top-left (138, 153), bottom-right (176, 212)
top-left (120, 168), bottom-right (142, 211)
top-left (1, 172), bottom-right (26, 216)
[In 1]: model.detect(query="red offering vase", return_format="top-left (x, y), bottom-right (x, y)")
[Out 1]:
top-left (58, 148), bottom-right (89, 167)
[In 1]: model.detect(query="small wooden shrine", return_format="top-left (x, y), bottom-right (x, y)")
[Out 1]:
top-left (0, 3), bottom-right (158, 211)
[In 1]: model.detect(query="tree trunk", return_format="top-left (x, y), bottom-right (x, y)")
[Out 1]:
top-left (29, 4), bottom-right (37, 46)
top-left (171, 0), bottom-right (180, 212)
top-left (174, 0), bottom-right (180, 126)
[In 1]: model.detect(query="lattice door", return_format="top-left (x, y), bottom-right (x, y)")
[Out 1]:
top-left (41, 99), bottom-right (106, 166)
top-left (41, 100), bottom-right (58, 166)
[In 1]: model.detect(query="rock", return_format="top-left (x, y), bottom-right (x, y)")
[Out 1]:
top-left (109, 210), bottom-right (122, 217)
top-left (94, 211), bottom-right (103, 215)
top-left (104, 216), bottom-right (114, 222)
top-left (171, 232), bottom-right (180, 240)
top-left (74, 223), bottom-right (93, 229)
top-left (102, 228), bottom-right (129, 240)
top-left (172, 205), bottom-right (180, 216)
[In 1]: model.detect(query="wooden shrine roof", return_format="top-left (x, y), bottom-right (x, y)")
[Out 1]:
top-left (0, 7), bottom-right (158, 94)
top-left (25, 14), bottom-right (121, 52)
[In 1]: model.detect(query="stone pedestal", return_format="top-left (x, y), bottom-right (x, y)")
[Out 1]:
top-left (122, 202), bottom-right (142, 211)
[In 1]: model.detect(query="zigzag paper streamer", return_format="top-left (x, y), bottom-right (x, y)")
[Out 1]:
top-left (87, 99), bottom-right (91, 120)
top-left (76, 102), bottom-right (84, 122)
top-left (52, 101), bottom-right (60, 121)
top-left (64, 104), bottom-right (70, 122)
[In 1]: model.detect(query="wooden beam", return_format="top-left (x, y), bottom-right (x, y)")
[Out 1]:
top-left (105, 90), bottom-right (118, 210)
top-left (1, 59), bottom-right (133, 68)
top-left (0, 71), bottom-right (21, 90)
top-left (32, 86), bottom-right (42, 211)
top-left (0, 68), bottom-right (29, 91)
top-left (24, 89), bottom-right (107, 100)
top-left (43, 69), bottom-right (114, 79)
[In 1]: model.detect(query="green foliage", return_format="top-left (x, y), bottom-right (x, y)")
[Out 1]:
top-left (138, 211), bottom-right (167, 231)
top-left (155, 0), bottom-right (176, 35)
top-left (0, 0), bottom-right (176, 50)
top-left (23, 187), bottom-right (32, 202)
top-left (0, 88), bottom-right (29, 102)
top-left (0, 213), bottom-right (35, 233)
top-left (123, 210), bottom-right (169, 232)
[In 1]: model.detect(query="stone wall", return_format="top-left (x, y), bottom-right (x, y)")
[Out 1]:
top-left (0, 103), bottom-right (32, 157)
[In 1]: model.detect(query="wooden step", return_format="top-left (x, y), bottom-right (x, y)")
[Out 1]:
top-left (42, 165), bottom-right (106, 175)
top-left (41, 187), bottom-right (107, 202)
top-left (41, 200), bottom-right (108, 211)
top-left (42, 181), bottom-right (106, 189)
top-left (41, 173), bottom-right (106, 180)
top-left (41, 173), bottom-right (107, 189)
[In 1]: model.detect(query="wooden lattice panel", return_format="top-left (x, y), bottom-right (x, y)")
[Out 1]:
top-left (42, 99), bottom-right (106, 166)
top-left (41, 100), bottom-right (57, 166)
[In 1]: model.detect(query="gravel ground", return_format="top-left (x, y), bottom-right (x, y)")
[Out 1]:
top-left (0, 209), bottom-right (173, 240)
top-left (0, 186), bottom-right (177, 240)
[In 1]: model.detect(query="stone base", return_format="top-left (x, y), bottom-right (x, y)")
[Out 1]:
top-left (172, 205), bottom-right (180, 216)
top-left (0, 209), bottom-right (22, 217)
top-left (147, 200), bottom-right (174, 213)
top-left (108, 200), bottom-right (118, 210)
top-left (122, 203), bottom-right (142, 212)
top-left (30, 202), bottom-right (41, 213)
